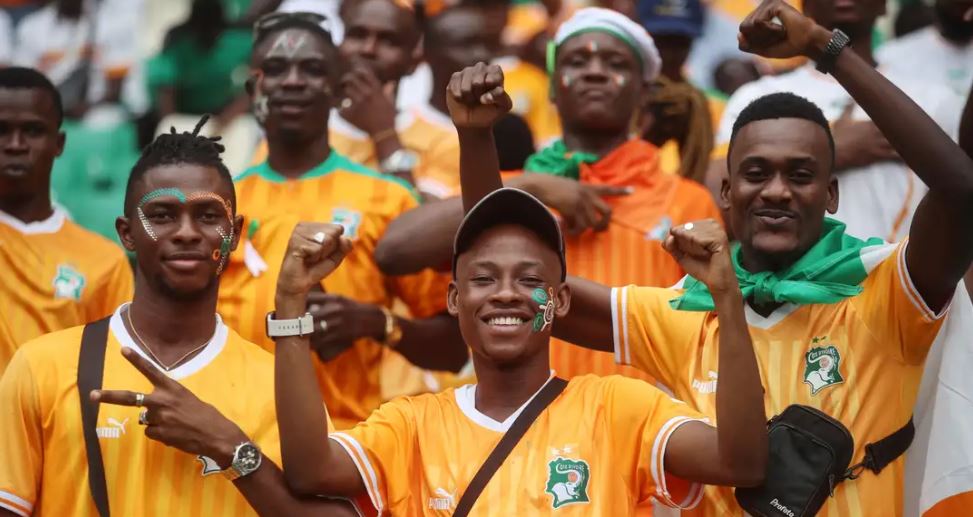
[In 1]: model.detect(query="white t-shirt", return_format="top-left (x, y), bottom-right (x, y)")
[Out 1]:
top-left (717, 65), bottom-right (962, 242)
top-left (877, 26), bottom-right (973, 97)
top-left (13, 0), bottom-right (139, 104)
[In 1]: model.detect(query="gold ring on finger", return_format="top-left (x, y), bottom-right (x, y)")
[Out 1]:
top-left (135, 392), bottom-right (145, 407)
top-left (684, 222), bottom-right (694, 231)
top-left (138, 408), bottom-right (150, 426)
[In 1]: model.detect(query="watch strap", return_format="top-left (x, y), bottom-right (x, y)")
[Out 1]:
top-left (266, 312), bottom-right (314, 338)
top-left (815, 29), bottom-right (850, 74)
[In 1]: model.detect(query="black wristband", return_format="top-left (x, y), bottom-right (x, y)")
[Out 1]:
top-left (815, 29), bottom-right (851, 74)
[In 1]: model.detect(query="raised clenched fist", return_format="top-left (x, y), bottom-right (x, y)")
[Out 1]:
top-left (738, 0), bottom-right (830, 60)
top-left (663, 219), bottom-right (737, 294)
top-left (446, 62), bottom-right (514, 130)
top-left (276, 222), bottom-right (353, 299)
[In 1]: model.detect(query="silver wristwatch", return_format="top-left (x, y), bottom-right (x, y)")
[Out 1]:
top-left (223, 442), bottom-right (262, 481)
top-left (380, 149), bottom-right (419, 174)
top-left (266, 312), bottom-right (314, 338)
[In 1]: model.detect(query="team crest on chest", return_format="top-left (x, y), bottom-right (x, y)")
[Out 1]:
top-left (804, 338), bottom-right (844, 395)
top-left (52, 264), bottom-right (86, 300)
top-left (331, 208), bottom-right (361, 239)
top-left (545, 457), bottom-right (590, 509)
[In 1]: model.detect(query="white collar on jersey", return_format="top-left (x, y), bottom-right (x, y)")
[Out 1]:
top-left (455, 370), bottom-right (557, 433)
top-left (109, 303), bottom-right (228, 381)
top-left (0, 206), bottom-right (66, 234)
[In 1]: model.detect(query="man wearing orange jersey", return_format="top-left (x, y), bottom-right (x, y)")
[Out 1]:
top-left (0, 67), bottom-right (132, 376)
top-left (220, 12), bottom-right (465, 429)
top-left (375, 8), bottom-right (721, 381)
top-left (267, 60), bottom-right (771, 512)
top-left (543, 3), bottom-right (973, 516)
top-left (0, 120), bottom-right (359, 517)
top-left (250, 2), bottom-right (464, 200)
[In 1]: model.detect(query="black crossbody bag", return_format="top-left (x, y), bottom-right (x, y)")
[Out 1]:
top-left (78, 318), bottom-right (112, 517)
top-left (735, 404), bottom-right (914, 517)
top-left (452, 377), bottom-right (568, 517)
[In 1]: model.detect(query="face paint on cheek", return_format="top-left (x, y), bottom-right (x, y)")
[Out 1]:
top-left (184, 191), bottom-right (235, 276)
top-left (251, 71), bottom-right (269, 123)
top-left (611, 73), bottom-right (626, 87)
top-left (587, 40), bottom-right (598, 53)
top-left (136, 188), bottom-right (187, 241)
top-left (560, 74), bottom-right (572, 89)
top-left (530, 287), bottom-right (556, 333)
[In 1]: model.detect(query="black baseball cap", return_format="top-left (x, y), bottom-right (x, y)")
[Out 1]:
top-left (452, 188), bottom-right (566, 281)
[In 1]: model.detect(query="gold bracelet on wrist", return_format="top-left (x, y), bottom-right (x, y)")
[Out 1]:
top-left (380, 306), bottom-right (403, 348)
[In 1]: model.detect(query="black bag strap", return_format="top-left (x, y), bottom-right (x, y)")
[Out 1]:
top-left (453, 377), bottom-right (568, 517)
top-left (843, 417), bottom-right (915, 481)
top-left (78, 318), bottom-right (111, 517)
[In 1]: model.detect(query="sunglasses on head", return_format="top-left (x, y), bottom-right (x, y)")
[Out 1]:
top-left (253, 11), bottom-right (330, 39)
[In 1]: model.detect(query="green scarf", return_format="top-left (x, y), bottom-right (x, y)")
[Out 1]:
top-left (670, 218), bottom-right (886, 311)
top-left (523, 140), bottom-right (599, 180)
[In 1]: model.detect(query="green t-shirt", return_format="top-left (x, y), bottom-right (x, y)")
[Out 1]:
top-left (147, 28), bottom-right (252, 114)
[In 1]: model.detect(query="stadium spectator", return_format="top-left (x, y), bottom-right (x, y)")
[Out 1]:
top-left (269, 74), bottom-right (770, 511)
top-left (147, 0), bottom-right (253, 131)
top-left (878, 0), bottom-right (973, 97)
top-left (423, 0), bottom-right (538, 182)
top-left (218, 11), bottom-right (466, 429)
top-left (638, 0), bottom-right (717, 182)
top-left (375, 8), bottom-right (722, 384)
top-left (706, 0), bottom-right (962, 241)
top-left (0, 67), bottom-right (131, 376)
top-left (13, 0), bottom-right (140, 121)
top-left (0, 118), bottom-right (361, 517)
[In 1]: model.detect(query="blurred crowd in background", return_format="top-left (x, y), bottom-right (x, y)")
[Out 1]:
top-left (0, 0), bottom-right (966, 248)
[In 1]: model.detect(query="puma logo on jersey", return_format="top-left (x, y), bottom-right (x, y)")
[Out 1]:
top-left (96, 417), bottom-right (128, 439)
top-left (428, 488), bottom-right (455, 510)
top-left (692, 370), bottom-right (719, 394)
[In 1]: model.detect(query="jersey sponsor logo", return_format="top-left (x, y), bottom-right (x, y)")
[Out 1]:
top-left (804, 339), bottom-right (845, 395)
top-left (96, 417), bottom-right (128, 439)
top-left (428, 487), bottom-right (455, 510)
top-left (545, 457), bottom-right (590, 509)
top-left (331, 208), bottom-right (362, 240)
top-left (692, 370), bottom-right (719, 394)
top-left (52, 264), bottom-right (85, 300)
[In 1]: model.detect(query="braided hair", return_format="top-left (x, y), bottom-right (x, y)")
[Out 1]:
top-left (123, 115), bottom-right (235, 215)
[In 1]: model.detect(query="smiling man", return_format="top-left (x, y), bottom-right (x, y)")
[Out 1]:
top-left (267, 61), bottom-right (771, 509)
top-left (219, 12), bottom-right (465, 429)
top-left (0, 67), bottom-right (132, 376)
top-left (0, 119), bottom-right (359, 516)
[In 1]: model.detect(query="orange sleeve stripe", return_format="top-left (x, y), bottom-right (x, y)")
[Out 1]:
top-left (330, 433), bottom-right (385, 515)
top-left (649, 416), bottom-right (708, 509)
top-left (0, 490), bottom-right (31, 517)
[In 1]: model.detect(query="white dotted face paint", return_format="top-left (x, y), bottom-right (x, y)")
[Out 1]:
top-left (611, 73), bottom-right (626, 88)
top-left (251, 71), bottom-right (269, 123)
top-left (560, 74), bottom-right (572, 88)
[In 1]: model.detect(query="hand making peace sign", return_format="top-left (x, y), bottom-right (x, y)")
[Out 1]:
top-left (90, 348), bottom-right (250, 470)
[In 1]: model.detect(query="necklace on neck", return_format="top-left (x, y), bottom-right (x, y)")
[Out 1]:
top-left (125, 305), bottom-right (217, 372)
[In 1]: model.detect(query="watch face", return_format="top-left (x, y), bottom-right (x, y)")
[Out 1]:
top-left (235, 443), bottom-right (261, 472)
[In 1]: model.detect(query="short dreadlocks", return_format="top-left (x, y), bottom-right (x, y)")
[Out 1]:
top-left (123, 115), bottom-right (235, 216)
